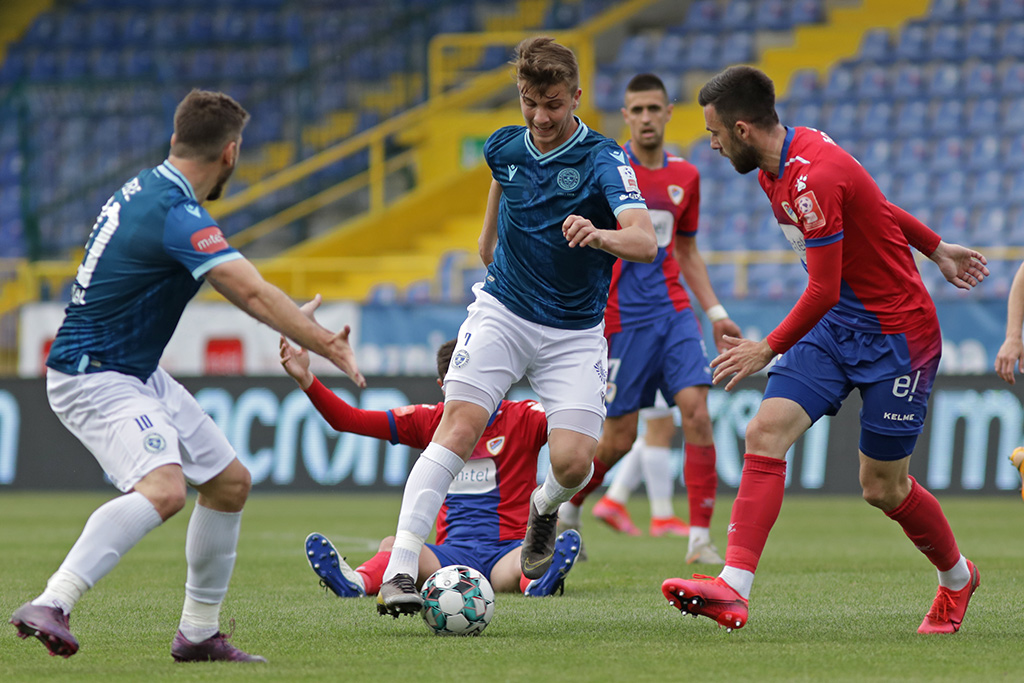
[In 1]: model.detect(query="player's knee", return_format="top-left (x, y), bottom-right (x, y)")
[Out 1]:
top-left (680, 410), bottom-right (713, 442)
top-left (550, 452), bottom-right (593, 487)
top-left (860, 476), bottom-right (909, 512)
top-left (379, 536), bottom-right (396, 552)
top-left (146, 482), bottom-right (187, 520)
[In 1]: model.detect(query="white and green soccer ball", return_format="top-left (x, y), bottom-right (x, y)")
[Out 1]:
top-left (420, 564), bottom-right (495, 636)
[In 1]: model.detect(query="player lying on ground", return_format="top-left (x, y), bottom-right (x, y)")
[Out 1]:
top-left (280, 331), bottom-right (582, 600)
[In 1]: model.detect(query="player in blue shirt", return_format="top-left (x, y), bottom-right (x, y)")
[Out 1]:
top-left (10, 90), bottom-right (364, 663)
top-left (376, 36), bottom-right (657, 616)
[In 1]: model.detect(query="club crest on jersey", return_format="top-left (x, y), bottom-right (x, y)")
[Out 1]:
top-left (143, 433), bottom-right (167, 453)
top-left (780, 201), bottom-right (799, 224)
top-left (486, 437), bottom-right (505, 455)
top-left (557, 167), bottom-right (581, 191)
top-left (668, 185), bottom-right (684, 205)
top-left (190, 226), bottom-right (229, 254)
top-left (795, 191), bottom-right (826, 230)
top-left (452, 349), bottom-right (470, 368)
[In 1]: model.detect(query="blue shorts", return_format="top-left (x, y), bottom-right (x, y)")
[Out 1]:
top-left (426, 538), bottom-right (523, 579)
top-left (765, 317), bottom-right (940, 461)
top-left (606, 308), bottom-right (712, 417)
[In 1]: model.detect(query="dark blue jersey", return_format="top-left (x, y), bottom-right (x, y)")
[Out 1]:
top-left (482, 118), bottom-right (647, 329)
top-left (47, 161), bottom-right (243, 381)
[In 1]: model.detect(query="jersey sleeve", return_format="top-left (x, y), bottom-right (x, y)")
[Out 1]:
top-left (593, 145), bottom-right (648, 217)
top-left (889, 202), bottom-right (941, 255)
top-left (676, 165), bottom-right (700, 237)
top-left (483, 126), bottom-right (522, 179)
top-left (389, 402), bottom-right (445, 450)
top-left (791, 161), bottom-right (846, 248)
top-left (305, 378), bottom-right (394, 440)
top-left (162, 202), bottom-right (243, 280)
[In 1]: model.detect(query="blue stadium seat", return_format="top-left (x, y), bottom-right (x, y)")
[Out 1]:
top-left (932, 170), bottom-right (968, 207)
top-left (719, 32), bottom-right (755, 65)
top-left (823, 102), bottom-right (858, 140)
top-left (965, 97), bottom-right (999, 135)
top-left (855, 139), bottom-right (892, 173)
top-left (894, 171), bottom-right (932, 206)
top-left (185, 12), bottom-right (214, 44)
top-left (0, 51), bottom-right (27, 85)
top-left (930, 99), bottom-right (964, 136)
top-left (999, 21), bottom-right (1024, 58)
top-left (89, 48), bottom-right (121, 80)
top-left (681, 0), bottom-right (721, 33)
top-left (21, 12), bottom-right (58, 48)
top-left (613, 35), bottom-right (654, 71)
top-left (248, 10), bottom-right (281, 43)
top-left (55, 13), bottom-right (88, 49)
top-left (785, 69), bottom-right (820, 101)
top-left (999, 0), bottom-right (1024, 20)
top-left (927, 63), bottom-right (961, 99)
top-left (929, 0), bottom-right (962, 23)
top-left (653, 34), bottom-right (687, 71)
top-left (187, 49), bottom-right (220, 82)
top-left (892, 136), bottom-right (931, 172)
top-left (963, 62), bottom-right (998, 97)
top-left (822, 65), bottom-right (855, 100)
top-left (722, 0), bottom-right (756, 32)
top-left (971, 206), bottom-right (1008, 246)
top-left (858, 28), bottom-right (893, 65)
top-left (964, 22), bottom-right (998, 60)
top-left (87, 12), bottom-right (121, 48)
top-left (1009, 168), bottom-right (1024, 197)
top-left (930, 135), bottom-right (968, 172)
top-left (890, 64), bottom-right (925, 101)
top-left (893, 100), bottom-right (929, 139)
top-left (121, 13), bottom-right (150, 45)
top-left (967, 168), bottom-right (1005, 207)
top-left (935, 205), bottom-right (970, 244)
top-left (1002, 96), bottom-right (1024, 132)
top-left (707, 263), bottom-right (736, 299)
top-left (790, 0), bottom-right (825, 25)
top-left (894, 22), bottom-right (928, 62)
top-left (927, 24), bottom-right (963, 62)
top-left (855, 65), bottom-right (889, 100)
top-left (964, 0), bottom-right (1000, 20)
top-left (860, 101), bottom-right (893, 138)
top-left (787, 101), bottom-right (824, 129)
top-left (874, 170), bottom-right (895, 198)
top-left (683, 34), bottom-right (720, 72)
top-left (755, 0), bottom-right (792, 31)
top-left (999, 61), bottom-right (1024, 95)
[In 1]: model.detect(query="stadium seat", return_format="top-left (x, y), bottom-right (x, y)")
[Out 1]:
top-left (755, 0), bottom-right (792, 31)
top-left (822, 65), bottom-right (856, 100)
top-left (999, 21), bottom-right (1024, 58)
top-left (966, 168), bottom-right (1005, 207)
top-left (964, 0), bottom-right (1000, 21)
top-left (1003, 97), bottom-right (1024, 132)
top-left (963, 62), bottom-right (998, 97)
top-left (855, 65), bottom-right (889, 101)
top-left (892, 136), bottom-right (931, 172)
top-left (860, 101), bottom-right (893, 138)
top-left (894, 22), bottom-right (929, 62)
top-left (893, 100), bottom-right (930, 139)
top-left (681, 0), bottom-right (721, 33)
top-left (930, 99), bottom-right (965, 136)
top-left (858, 28), bottom-right (893, 65)
top-left (971, 206), bottom-right (1008, 246)
top-left (932, 170), bottom-right (968, 207)
top-left (999, 61), bottom-right (1024, 95)
top-left (927, 63), bottom-right (961, 99)
top-left (894, 171), bottom-right (932, 206)
top-left (965, 97), bottom-right (1001, 134)
top-left (927, 24), bottom-right (963, 62)
top-left (787, 101), bottom-right (824, 129)
top-left (719, 31), bottom-right (755, 65)
top-left (683, 34), bottom-right (720, 72)
top-left (930, 135), bottom-right (968, 171)
top-left (999, 0), bottom-right (1024, 20)
top-left (722, 0), bottom-right (756, 32)
top-left (855, 139), bottom-right (892, 174)
top-left (964, 22), bottom-right (999, 60)
top-left (653, 34), bottom-right (687, 71)
top-left (823, 102), bottom-right (858, 141)
top-left (929, 0), bottom-right (962, 23)
top-left (890, 63), bottom-right (926, 101)
top-left (790, 0), bottom-right (825, 25)
top-left (785, 69), bottom-right (821, 101)
top-left (613, 35), bottom-right (654, 71)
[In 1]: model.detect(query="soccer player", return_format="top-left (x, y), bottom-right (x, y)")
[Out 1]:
top-left (280, 335), bottom-right (582, 598)
top-left (662, 66), bottom-right (989, 634)
top-left (9, 90), bottom-right (365, 661)
top-left (559, 73), bottom-right (738, 564)
top-left (993, 261), bottom-right (1024, 498)
top-left (375, 36), bottom-right (657, 617)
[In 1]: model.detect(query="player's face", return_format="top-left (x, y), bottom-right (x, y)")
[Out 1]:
top-left (207, 137), bottom-right (241, 202)
top-left (519, 80), bottom-right (580, 153)
top-left (622, 89), bottom-right (672, 151)
top-left (704, 104), bottom-right (760, 175)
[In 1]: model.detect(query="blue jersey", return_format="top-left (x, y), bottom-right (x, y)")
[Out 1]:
top-left (46, 161), bottom-right (243, 381)
top-left (482, 118), bottom-right (647, 329)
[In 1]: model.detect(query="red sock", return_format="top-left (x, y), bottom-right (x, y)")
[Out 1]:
top-left (519, 573), bottom-right (532, 594)
top-left (684, 444), bottom-right (717, 527)
top-left (724, 454), bottom-right (787, 573)
top-left (569, 458), bottom-right (610, 507)
top-left (356, 551), bottom-right (390, 595)
top-left (885, 476), bottom-right (960, 571)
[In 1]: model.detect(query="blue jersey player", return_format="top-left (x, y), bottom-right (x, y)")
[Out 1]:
top-left (375, 36), bottom-right (657, 617)
top-left (10, 90), bottom-right (364, 663)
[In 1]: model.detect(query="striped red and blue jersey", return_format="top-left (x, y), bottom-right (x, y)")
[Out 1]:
top-left (385, 399), bottom-right (548, 544)
top-left (604, 142), bottom-right (700, 335)
top-left (758, 126), bottom-right (939, 360)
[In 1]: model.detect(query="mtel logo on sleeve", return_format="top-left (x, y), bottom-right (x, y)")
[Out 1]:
top-left (190, 227), bottom-right (229, 254)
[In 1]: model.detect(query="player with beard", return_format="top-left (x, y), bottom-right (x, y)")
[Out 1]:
top-left (559, 74), bottom-right (738, 564)
top-left (10, 89), bottom-right (365, 662)
top-left (662, 65), bottom-right (988, 634)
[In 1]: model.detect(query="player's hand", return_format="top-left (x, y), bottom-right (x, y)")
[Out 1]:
top-left (324, 324), bottom-right (367, 388)
top-left (711, 318), bottom-right (743, 354)
top-left (562, 214), bottom-right (603, 249)
top-left (710, 337), bottom-right (775, 391)
top-left (299, 293), bottom-right (323, 321)
top-left (279, 336), bottom-right (314, 390)
top-left (995, 337), bottom-right (1024, 385)
top-left (930, 241), bottom-right (988, 290)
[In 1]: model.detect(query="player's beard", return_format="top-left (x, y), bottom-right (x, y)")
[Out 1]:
top-left (206, 164), bottom-right (234, 201)
top-left (728, 137), bottom-right (761, 175)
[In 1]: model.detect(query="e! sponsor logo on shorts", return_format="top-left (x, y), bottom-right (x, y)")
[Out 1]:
top-left (452, 350), bottom-right (470, 368)
top-left (144, 433), bottom-right (167, 453)
top-left (190, 227), bottom-right (229, 254)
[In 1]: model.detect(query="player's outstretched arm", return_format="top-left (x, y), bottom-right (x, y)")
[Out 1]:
top-left (280, 336), bottom-right (314, 390)
top-left (996, 261), bottom-right (1024, 384)
top-left (562, 208), bottom-right (656, 263)
top-left (206, 258), bottom-right (366, 387)
top-left (928, 241), bottom-right (989, 291)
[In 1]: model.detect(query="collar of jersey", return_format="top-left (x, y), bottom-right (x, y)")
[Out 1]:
top-left (776, 126), bottom-right (795, 180)
top-left (524, 116), bottom-right (587, 164)
top-left (624, 140), bottom-right (667, 169)
top-left (157, 160), bottom-right (198, 201)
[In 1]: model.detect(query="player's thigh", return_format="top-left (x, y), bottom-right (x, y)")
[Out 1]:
top-left (490, 546), bottom-right (525, 593)
top-left (46, 369), bottom-right (183, 492)
top-left (148, 368), bottom-right (237, 487)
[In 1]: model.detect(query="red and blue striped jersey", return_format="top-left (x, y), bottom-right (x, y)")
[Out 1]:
top-left (604, 142), bottom-right (699, 335)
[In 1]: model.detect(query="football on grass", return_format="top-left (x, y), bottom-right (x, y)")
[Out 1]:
top-left (421, 564), bottom-right (495, 636)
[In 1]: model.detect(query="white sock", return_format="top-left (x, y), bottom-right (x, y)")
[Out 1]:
top-left (719, 566), bottom-right (754, 600)
top-left (641, 446), bottom-right (675, 518)
top-left (606, 441), bottom-right (644, 504)
top-left (383, 443), bottom-right (464, 582)
top-left (688, 526), bottom-right (711, 552)
top-left (179, 504), bottom-right (242, 643)
top-left (938, 554), bottom-right (970, 590)
top-left (534, 463), bottom-right (594, 515)
top-left (34, 492), bottom-right (162, 613)
top-left (558, 501), bottom-right (582, 528)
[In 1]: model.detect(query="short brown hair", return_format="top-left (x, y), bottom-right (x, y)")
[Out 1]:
top-left (171, 89), bottom-right (250, 162)
top-left (512, 36), bottom-right (579, 95)
top-left (626, 73), bottom-right (668, 99)
top-left (436, 339), bottom-right (457, 380)
top-left (697, 65), bottom-right (779, 131)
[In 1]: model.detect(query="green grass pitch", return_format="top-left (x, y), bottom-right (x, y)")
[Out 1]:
top-left (2, 491), bottom-right (1022, 682)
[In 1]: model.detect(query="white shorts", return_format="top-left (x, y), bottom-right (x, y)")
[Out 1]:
top-left (445, 285), bottom-right (608, 424)
top-left (47, 367), bottom-right (236, 492)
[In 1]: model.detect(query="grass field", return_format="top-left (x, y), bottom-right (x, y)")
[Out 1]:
top-left (1, 491), bottom-right (1022, 682)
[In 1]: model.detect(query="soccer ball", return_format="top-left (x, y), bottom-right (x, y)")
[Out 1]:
top-left (420, 564), bottom-right (495, 636)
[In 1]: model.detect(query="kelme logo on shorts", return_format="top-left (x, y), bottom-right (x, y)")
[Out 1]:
top-left (452, 350), bottom-right (470, 368)
top-left (144, 433), bottom-right (167, 453)
top-left (557, 168), bottom-right (581, 191)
